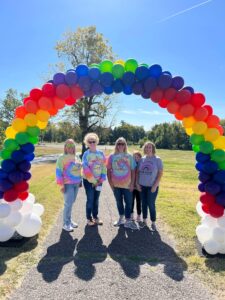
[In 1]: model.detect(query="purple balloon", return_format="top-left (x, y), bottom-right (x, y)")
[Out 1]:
top-left (91, 82), bottom-right (104, 95)
top-left (78, 76), bottom-right (91, 91)
top-left (0, 191), bottom-right (3, 198)
top-left (202, 161), bottom-right (218, 174)
top-left (122, 72), bottom-right (135, 86)
top-left (172, 76), bottom-right (184, 90)
top-left (65, 71), bottom-right (78, 85)
top-left (100, 72), bottom-right (114, 87)
top-left (183, 86), bottom-right (194, 94)
top-left (216, 192), bottom-right (225, 206)
top-left (213, 170), bottom-right (225, 185)
top-left (8, 170), bottom-right (24, 183)
top-left (135, 66), bottom-right (150, 81)
top-left (141, 91), bottom-right (150, 99)
top-left (198, 171), bottom-right (211, 183)
top-left (53, 73), bottom-right (65, 85)
top-left (144, 77), bottom-right (157, 93)
top-left (198, 183), bottom-right (205, 192)
top-left (158, 74), bottom-right (172, 89)
top-left (132, 82), bottom-right (144, 95)
top-left (0, 169), bottom-right (7, 179)
top-left (205, 181), bottom-right (221, 195)
top-left (23, 172), bottom-right (32, 181)
top-left (0, 179), bottom-right (13, 192)
top-left (18, 161), bottom-right (31, 172)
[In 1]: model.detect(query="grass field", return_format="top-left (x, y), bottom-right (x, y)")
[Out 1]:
top-left (1, 148), bottom-right (225, 298)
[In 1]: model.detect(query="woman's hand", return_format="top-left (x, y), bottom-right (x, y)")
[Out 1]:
top-left (60, 186), bottom-right (65, 193)
top-left (136, 184), bottom-right (142, 192)
top-left (129, 183), bottom-right (134, 192)
top-left (151, 184), bottom-right (158, 193)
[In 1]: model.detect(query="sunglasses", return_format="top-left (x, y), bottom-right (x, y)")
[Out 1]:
top-left (88, 141), bottom-right (96, 144)
top-left (117, 143), bottom-right (125, 146)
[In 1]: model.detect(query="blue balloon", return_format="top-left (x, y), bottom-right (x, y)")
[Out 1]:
top-left (89, 68), bottom-right (101, 81)
top-left (23, 172), bottom-right (32, 181)
top-left (78, 76), bottom-right (91, 91)
top-left (0, 191), bottom-right (3, 198)
top-left (0, 178), bottom-right (13, 192)
top-left (196, 152), bottom-right (210, 163)
top-left (11, 150), bottom-right (25, 163)
top-left (141, 91), bottom-right (150, 99)
top-left (183, 86), bottom-right (194, 94)
top-left (195, 162), bottom-right (204, 172)
top-left (8, 170), bottom-right (24, 183)
top-left (91, 82), bottom-right (104, 95)
top-left (18, 161), bottom-right (31, 172)
top-left (213, 170), bottom-right (225, 185)
top-left (0, 169), bottom-right (7, 179)
top-left (25, 153), bottom-right (35, 162)
top-left (21, 143), bottom-right (35, 154)
top-left (132, 82), bottom-right (144, 95)
top-left (53, 73), bottom-right (65, 85)
top-left (135, 66), bottom-right (150, 81)
top-left (104, 86), bottom-right (113, 95)
top-left (202, 161), bottom-right (218, 174)
top-left (144, 77), bottom-right (157, 93)
top-left (149, 64), bottom-right (162, 78)
top-left (158, 74), bottom-right (172, 89)
top-left (205, 181), bottom-right (221, 195)
top-left (198, 171), bottom-right (211, 183)
top-left (100, 72), bottom-right (114, 87)
top-left (112, 79), bottom-right (123, 93)
top-left (171, 76), bottom-right (184, 90)
top-left (123, 85), bottom-right (132, 95)
top-left (216, 192), bottom-right (225, 206)
top-left (122, 72), bottom-right (135, 86)
top-left (76, 64), bottom-right (89, 77)
top-left (1, 159), bottom-right (16, 173)
top-left (198, 183), bottom-right (205, 192)
top-left (65, 71), bottom-right (78, 85)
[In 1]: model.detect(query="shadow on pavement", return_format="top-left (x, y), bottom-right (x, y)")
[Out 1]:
top-left (73, 225), bottom-right (107, 281)
top-left (37, 231), bottom-right (78, 282)
top-left (108, 226), bottom-right (187, 281)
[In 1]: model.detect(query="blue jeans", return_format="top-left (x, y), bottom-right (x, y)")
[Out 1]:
top-left (113, 187), bottom-right (132, 219)
top-left (83, 179), bottom-right (101, 220)
top-left (63, 184), bottom-right (79, 226)
top-left (140, 186), bottom-right (158, 222)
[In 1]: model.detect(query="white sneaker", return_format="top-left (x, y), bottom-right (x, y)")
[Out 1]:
top-left (136, 215), bottom-right (141, 222)
top-left (130, 213), bottom-right (134, 221)
top-left (63, 224), bottom-right (74, 232)
top-left (71, 221), bottom-right (78, 228)
top-left (124, 220), bottom-right (138, 230)
top-left (113, 218), bottom-right (125, 226)
top-left (151, 223), bottom-right (157, 231)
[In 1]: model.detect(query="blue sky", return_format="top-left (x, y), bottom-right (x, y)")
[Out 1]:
top-left (1, 0), bottom-right (225, 130)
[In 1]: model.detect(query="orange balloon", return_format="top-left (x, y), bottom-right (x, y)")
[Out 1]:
top-left (166, 101), bottom-right (180, 114)
top-left (182, 116), bottom-right (196, 128)
top-left (207, 115), bottom-right (220, 128)
top-left (53, 96), bottom-right (65, 109)
top-left (194, 107), bottom-right (208, 121)
top-left (179, 104), bottom-right (194, 117)
top-left (38, 96), bottom-right (53, 111)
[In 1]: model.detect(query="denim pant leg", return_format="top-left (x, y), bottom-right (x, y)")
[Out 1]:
top-left (83, 179), bottom-right (95, 220)
top-left (140, 186), bottom-right (148, 219)
top-left (92, 189), bottom-right (101, 219)
top-left (123, 188), bottom-right (132, 219)
top-left (113, 188), bottom-right (125, 216)
top-left (63, 184), bottom-right (79, 226)
top-left (147, 187), bottom-right (158, 222)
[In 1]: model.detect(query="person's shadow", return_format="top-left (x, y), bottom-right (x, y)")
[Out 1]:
top-left (73, 225), bottom-right (107, 281)
top-left (108, 226), bottom-right (187, 281)
top-left (37, 231), bottom-right (78, 282)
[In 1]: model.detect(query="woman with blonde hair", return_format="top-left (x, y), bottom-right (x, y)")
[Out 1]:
top-left (107, 137), bottom-right (137, 229)
top-left (82, 132), bottom-right (107, 226)
top-left (56, 139), bottom-right (82, 232)
top-left (136, 141), bottom-right (163, 231)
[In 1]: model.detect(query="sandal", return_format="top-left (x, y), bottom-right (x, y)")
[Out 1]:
top-left (87, 220), bottom-right (96, 226)
top-left (94, 218), bottom-right (103, 225)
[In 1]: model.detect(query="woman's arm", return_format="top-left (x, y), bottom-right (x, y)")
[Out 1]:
top-left (82, 152), bottom-right (98, 185)
top-left (151, 169), bottom-right (163, 192)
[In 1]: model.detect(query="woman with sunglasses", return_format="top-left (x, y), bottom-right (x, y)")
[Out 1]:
top-left (82, 133), bottom-right (107, 226)
top-left (107, 137), bottom-right (137, 230)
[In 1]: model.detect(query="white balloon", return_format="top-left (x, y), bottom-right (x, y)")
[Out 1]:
top-left (10, 199), bottom-right (23, 211)
top-left (4, 211), bottom-right (22, 227)
top-left (196, 201), bottom-right (207, 218)
top-left (0, 203), bottom-right (11, 219)
top-left (0, 224), bottom-right (15, 242)
top-left (196, 225), bottom-right (212, 244)
top-left (16, 213), bottom-right (42, 237)
top-left (32, 203), bottom-right (44, 217)
top-left (219, 242), bottom-right (225, 254)
top-left (212, 227), bottom-right (225, 243)
top-left (204, 239), bottom-right (220, 255)
top-left (217, 215), bottom-right (225, 228)
top-left (19, 201), bottom-right (33, 215)
top-left (201, 215), bottom-right (218, 228)
top-left (27, 193), bottom-right (35, 204)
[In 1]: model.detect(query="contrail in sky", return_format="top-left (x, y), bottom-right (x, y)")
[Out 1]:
top-left (158, 0), bottom-right (213, 23)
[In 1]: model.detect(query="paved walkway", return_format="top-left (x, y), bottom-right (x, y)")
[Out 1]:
top-left (9, 183), bottom-right (217, 300)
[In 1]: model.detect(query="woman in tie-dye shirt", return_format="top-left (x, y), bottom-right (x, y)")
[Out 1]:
top-left (107, 137), bottom-right (137, 230)
top-left (82, 133), bottom-right (106, 226)
top-left (56, 139), bottom-right (82, 232)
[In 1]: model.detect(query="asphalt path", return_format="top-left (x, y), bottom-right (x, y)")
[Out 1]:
top-left (9, 182), bottom-right (217, 300)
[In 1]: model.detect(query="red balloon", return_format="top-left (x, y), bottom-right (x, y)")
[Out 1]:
top-left (71, 85), bottom-right (84, 100)
top-left (202, 203), bottom-right (210, 214)
top-left (48, 106), bottom-right (58, 116)
top-left (18, 191), bottom-right (29, 200)
top-left (42, 83), bottom-right (56, 97)
top-left (190, 93), bottom-right (205, 107)
top-left (65, 97), bottom-right (77, 106)
top-left (53, 97), bottom-right (65, 109)
top-left (56, 84), bottom-right (71, 99)
top-left (208, 203), bottom-right (224, 218)
top-left (206, 115), bottom-right (220, 128)
top-left (23, 97), bottom-right (32, 104)
top-left (150, 88), bottom-right (163, 103)
top-left (174, 111), bottom-right (183, 120)
top-left (203, 105), bottom-right (213, 116)
top-left (30, 88), bottom-right (43, 101)
top-left (164, 88), bottom-right (177, 101)
top-left (166, 101), bottom-right (180, 114)
top-left (175, 90), bottom-right (191, 105)
top-left (25, 100), bottom-right (39, 113)
top-left (194, 107), bottom-right (208, 121)
top-left (179, 103), bottom-right (194, 117)
top-left (200, 193), bottom-right (215, 205)
top-left (158, 98), bottom-right (169, 108)
top-left (14, 181), bottom-right (29, 192)
top-left (3, 189), bottom-right (18, 202)
top-left (216, 125), bottom-right (224, 135)
top-left (38, 96), bottom-right (53, 110)
top-left (15, 106), bottom-right (27, 118)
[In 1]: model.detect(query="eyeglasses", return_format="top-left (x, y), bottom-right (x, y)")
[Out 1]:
top-left (117, 143), bottom-right (125, 146)
top-left (88, 141), bottom-right (96, 144)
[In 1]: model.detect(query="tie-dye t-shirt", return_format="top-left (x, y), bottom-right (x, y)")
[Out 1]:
top-left (82, 149), bottom-right (107, 185)
top-left (138, 156), bottom-right (163, 187)
top-left (56, 154), bottom-right (82, 185)
top-left (107, 153), bottom-right (136, 188)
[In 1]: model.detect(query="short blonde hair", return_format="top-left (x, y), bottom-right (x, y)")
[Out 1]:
top-left (113, 137), bottom-right (128, 154)
top-left (64, 139), bottom-right (76, 154)
top-left (143, 141), bottom-right (156, 155)
top-left (133, 151), bottom-right (142, 159)
top-left (83, 132), bottom-right (99, 146)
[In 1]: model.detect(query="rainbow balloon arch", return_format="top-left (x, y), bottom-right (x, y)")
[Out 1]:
top-left (0, 58), bottom-right (225, 254)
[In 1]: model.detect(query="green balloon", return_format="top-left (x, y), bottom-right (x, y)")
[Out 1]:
top-left (211, 149), bottom-right (225, 163)
top-left (192, 145), bottom-right (200, 153)
top-left (89, 63), bottom-right (99, 69)
top-left (27, 126), bottom-right (40, 137)
top-left (3, 138), bottom-right (18, 151)
top-left (112, 64), bottom-right (125, 79)
top-left (218, 161), bottom-right (225, 170)
top-left (0, 149), bottom-right (12, 159)
top-left (29, 136), bottom-right (39, 144)
top-left (15, 132), bottom-right (29, 145)
top-left (99, 60), bottom-right (113, 73)
top-left (199, 141), bottom-right (214, 154)
top-left (190, 134), bottom-right (204, 145)
top-left (125, 58), bottom-right (138, 73)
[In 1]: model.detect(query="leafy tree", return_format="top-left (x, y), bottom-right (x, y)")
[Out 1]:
top-left (55, 26), bottom-right (116, 154)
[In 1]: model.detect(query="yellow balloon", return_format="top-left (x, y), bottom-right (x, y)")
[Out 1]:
top-left (12, 118), bottom-right (27, 132)
top-left (5, 126), bottom-right (17, 138)
top-left (182, 116), bottom-right (196, 128)
top-left (192, 121), bottom-right (207, 135)
top-left (204, 128), bottom-right (220, 142)
top-left (114, 59), bottom-right (125, 66)
top-left (24, 113), bottom-right (37, 127)
top-left (213, 136), bottom-right (225, 150)
top-left (37, 121), bottom-right (48, 129)
top-left (36, 110), bottom-right (50, 122)
top-left (185, 127), bottom-right (193, 136)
